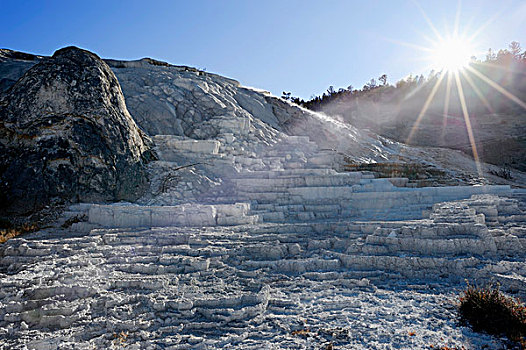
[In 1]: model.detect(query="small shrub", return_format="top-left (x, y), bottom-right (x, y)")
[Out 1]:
top-left (489, 165), bottom-right (513, 179)
top-left (458, 282), bottom-right (526, 344)
top-left (61, 214), bottom-right (87, 228)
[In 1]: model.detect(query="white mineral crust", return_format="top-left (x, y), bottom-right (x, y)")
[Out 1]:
top-left (1, 54), bottom-right (526, 349)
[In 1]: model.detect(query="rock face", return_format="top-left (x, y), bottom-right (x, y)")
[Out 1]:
top-left (106, 58), bottom-right (291, 138)
top-left (0, 47), bottom-right (152, 216)
top-left (2, 49), bottom-right (525, 186)
top-left (0, 49), bottom-right (43, 95)
top-left (0, 47), bottom-right (526, 349)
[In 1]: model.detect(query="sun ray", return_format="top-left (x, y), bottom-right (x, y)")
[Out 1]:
top-left (466, 65), bottom-right (526, 110)
top-left (392, 2), bottom-right (522, 181)
top-left (475, 61), bottom-right (523, 73)
top-left (381, 37), bottom-right (433, 53)
top-left (454, 70), bottom-right (483, 179)
top-left (467, 7), bottom-right (507, 43)
top-left (460, 69), bottom-right (494, 113)
top-left (459, 14), bottom-right (475, 39)
top-left (406, 72), bottom-right (445, 144)
top-left (402, 67), bottom-right (443, 101)
top-left (411, 0), bottom-right (443, 42)
top-left (421, 33), bottom-right (439, 46)
top-left (402, 77), bottom-right (430, 101)
top-left (440, 71), bottom-right (453, 144)
top-left (453, 0), bottom-right (462, 37)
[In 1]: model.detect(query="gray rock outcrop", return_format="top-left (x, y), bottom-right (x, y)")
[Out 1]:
top-left (106, 58), bottom-right (291, 139)
top-left (0, 46), bottom-right (153, 216)
top-left (0, 49), bottom-right (43, 95)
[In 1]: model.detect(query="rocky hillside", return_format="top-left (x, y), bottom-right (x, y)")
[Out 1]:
top-left (301, 62), bottom-right (526, 172)
top-left (1, 47), bottom-right (526, 349)
top-left (1, 47), bottom-right (524, 221)
top-left (0, 49), bottom-right (433, 158)
top-left (0, 47), bottom-right (152, 218)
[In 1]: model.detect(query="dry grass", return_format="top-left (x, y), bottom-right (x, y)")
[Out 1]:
top-left (0, 223), bottom-right (39, 243)
top-left (459, 282), bottom-right (526, 346)
top-left (291, 329), bottom-right (311, 337)
top-left (112, 331), bottom-right (128, 348)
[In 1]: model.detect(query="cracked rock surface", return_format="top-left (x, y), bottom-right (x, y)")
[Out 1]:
top-left (1, 47), bottom-right (525, 349)
top-left (0, 47), bottom-right (153, 216)
top-left (2, 193), bottom-right (525, 349)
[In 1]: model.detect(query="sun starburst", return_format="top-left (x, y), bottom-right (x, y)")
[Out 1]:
top-left (401, 1), bottom-right (526, 181)
top-left (430, 35), bottom-right (475, 73)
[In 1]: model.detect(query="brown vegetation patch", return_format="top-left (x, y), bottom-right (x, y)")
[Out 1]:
top-left (459, 283), bottom-right (526, 346)
top-left (0, 222), bottom-right (39, 243)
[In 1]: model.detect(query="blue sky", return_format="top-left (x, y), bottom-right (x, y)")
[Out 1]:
top-left (1, 0), bottom-right (525, 99)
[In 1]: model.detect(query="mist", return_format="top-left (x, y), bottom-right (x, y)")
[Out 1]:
top-left (298, 59), bottom-right (526, 172)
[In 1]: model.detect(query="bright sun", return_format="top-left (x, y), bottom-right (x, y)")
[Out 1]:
top-left (402, 3), bottom-right (526, 181)
top-left (430, 35), bottom-right (474, 72)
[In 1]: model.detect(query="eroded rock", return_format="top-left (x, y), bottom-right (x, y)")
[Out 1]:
top-left (0, 46), bottom-right (153, 216)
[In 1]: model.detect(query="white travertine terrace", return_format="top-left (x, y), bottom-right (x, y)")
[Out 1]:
top-left (1, 54), bottom-right (525, 349)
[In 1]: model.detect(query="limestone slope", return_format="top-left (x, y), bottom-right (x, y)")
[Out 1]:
top-left (0, 50), bottom-right (436, 163)
top-left (106, 57), bottom-right (526, 187)
top-left (107, 59), bottom-right (406, 163)
top-left (2, 49), bottom-right (526, 187)
top-left (0, 47), bottom-right (153, 216)
top-left (1, 47), bottom-right (526, 349)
